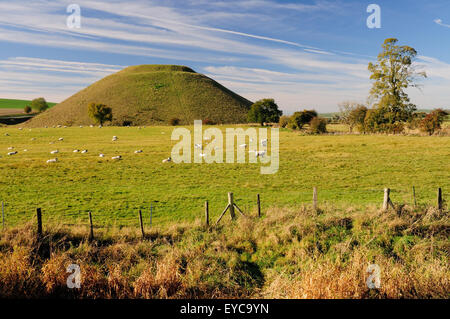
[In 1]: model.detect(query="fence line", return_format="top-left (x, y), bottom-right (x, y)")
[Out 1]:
top-left (1, 186), bottom-right (446, 237)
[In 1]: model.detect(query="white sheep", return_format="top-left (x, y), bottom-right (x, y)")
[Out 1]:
top-left (50, 150), bottom-right (59, 154)
top-left (7, 147), bottom-right (14, 150)
top-left (81, 150), bottom-right (88, 154)
top-left (112, 136), bottom-right (118, 141)
top-left (99, 154), bottom-right (105, 158)
top-left (73, 149), bottom-right (79, 153)
top-left (58, 137), bottom-right (64, 141)
top-left (162, 157), bottom-right (172, 163)
top-left (7, 151), bottom-right (17, 156)
top-left (239, 144), bottom-right (247, 148)
top-left (134, 150), bottom-right (143, 154)
top-left (46, 158), bottom-right (58, 163)
top-left (111, 155), bottom-right (122, 160)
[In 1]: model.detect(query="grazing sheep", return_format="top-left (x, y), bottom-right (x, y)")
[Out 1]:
top-left (99, 154), bottom-right (105, 158)
top-left (111, 155), bottom-right (122, 160)
top-left (50, 150), bottom-right (59, 154)
top-left (134, 150), bottom-right (143, 154)
top-left (4, 133), bottom-right (9, 136)
top-left (7, 151), bottom-right (17, 156)
top-left (23, 149), bottom-right (28, 152)
top-left (112, 136), bottom-right (118, 141)
top-left (31, 138), bottom-right (36, 141)
top-left (46, 158), bottom-right (58, 163)
top-left (18, 127), bottom-right (23, 130)
top-left (73, 149), bottom-right (79, 153)
top-left (239, 144), bottom-right (247, 148)
top-left (58, 137), bottom-right (64, 141)
top-left (81, 150), bottom-right (88, 154)
top-left (7, 147), bottom-right (14, 150)
top-left (90, 125), bottom-right (93, 127)
top-left (79, 125), bottom-right (83, 128)
top-left (162, 157), bottom-right (172, 163)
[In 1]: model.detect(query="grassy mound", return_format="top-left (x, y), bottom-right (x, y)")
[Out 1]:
top-left (24, 65), bottom-right (252, 127)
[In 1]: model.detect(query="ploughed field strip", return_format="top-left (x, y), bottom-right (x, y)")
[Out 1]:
top-left (0, 125), bottom-right (448, 227)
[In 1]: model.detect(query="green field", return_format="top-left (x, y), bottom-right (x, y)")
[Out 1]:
top-left (0, 98), bottom-right (56, 109)
top-left (0, 125), bottom-right (449, 227)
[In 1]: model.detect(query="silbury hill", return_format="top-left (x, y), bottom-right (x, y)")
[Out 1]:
top-left (24, 65), bottom-right (252, 127)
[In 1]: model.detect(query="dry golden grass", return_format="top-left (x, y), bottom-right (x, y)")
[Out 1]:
top-left (0, 204), bottom-right (448, 299)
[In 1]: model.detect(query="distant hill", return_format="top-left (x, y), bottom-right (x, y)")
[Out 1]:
top-left (24, 65), bottom-right (253, 127)
top-left (0, 98), bottom-right (56, 109)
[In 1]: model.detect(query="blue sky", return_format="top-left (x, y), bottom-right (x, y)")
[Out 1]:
top-left (0, 0), bottom-right (449, 113)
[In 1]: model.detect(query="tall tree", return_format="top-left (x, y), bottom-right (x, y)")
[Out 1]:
top-left (368, 38), bottom-right (426, 122)
top-left (88, 103), bottom-right (113, 125)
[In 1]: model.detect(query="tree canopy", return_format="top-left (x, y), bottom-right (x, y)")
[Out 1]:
top-left (247, 99), bottom-right (282, 125)
top-left (31, 97), bottom-right (49, 112)
top-left (87, 103), bottom-right (113, 125)
top-left (368, 38), bottom-right (426, 122)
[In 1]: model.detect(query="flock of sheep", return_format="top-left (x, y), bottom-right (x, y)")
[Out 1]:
top-left (3, 128), bottom-right (160, 164)
top-left (3, 126), bottom-right (268, 163)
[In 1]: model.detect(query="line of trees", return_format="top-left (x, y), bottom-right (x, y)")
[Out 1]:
top-left (247, 99), bottom-right (327, 134)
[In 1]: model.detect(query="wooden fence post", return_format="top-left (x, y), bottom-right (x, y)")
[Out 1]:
top-left (150, 203), bottom-right (153, 226)
top-left (139, 209), bottom-right (145, 238)
top-left (437, 188), bottom-right (443, 210)
top-left (228, 192), bottom-right (235, 220)
top-left (36, 208), bottom-right (42, 237)
top-left (412, 186), bottom-right (417, 207)
top-left (88, 211), bottom-right (94, 241)
top-left (1, 202), bottom-right (4, 229)
top-left (313, 187), bottom-right (318, 210)
top-left (257, 194), bottom-right (261, 218)
top-left (383, 188), bottom-right (390, 211)
top-left (205, 201), bottom-right (209, 227)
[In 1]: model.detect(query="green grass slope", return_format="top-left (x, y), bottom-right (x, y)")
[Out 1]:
top-left (24, 65), bottom-right (252, 127)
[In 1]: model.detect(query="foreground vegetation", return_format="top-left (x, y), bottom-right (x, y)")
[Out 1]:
top-left (0, 204), bottom-right (447, 298)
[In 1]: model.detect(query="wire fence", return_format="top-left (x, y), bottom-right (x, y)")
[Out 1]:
top-left (1, 186), bottom-right (446, 236)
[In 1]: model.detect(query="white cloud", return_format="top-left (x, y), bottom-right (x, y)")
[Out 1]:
top-left (0, 0), bottom-right (448, 111)
top-left (434, 18), bottom-right (450, 28)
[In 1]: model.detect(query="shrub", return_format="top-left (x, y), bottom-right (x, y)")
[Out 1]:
top-left (169, 118), bottom-right (180, 126)
top-left (348, 106), bottom-right (368, 132)
top-left (31, 97), bottom-right (49, 112)
top-left (279, 115), bottom-right (290, 128)
top-left (309, 117), bottom-right (327, 134)
top-left (24, 106), bottom-right (32, 114)
top-left (289, 110), bottom-right (318, 130)
top-left (87, 103), bottom-right (113, 125)
top-left (420, 109), bottom-right (448, 135)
